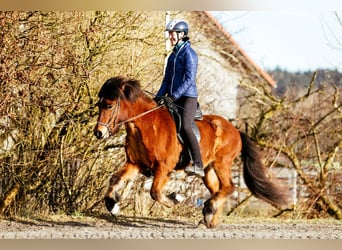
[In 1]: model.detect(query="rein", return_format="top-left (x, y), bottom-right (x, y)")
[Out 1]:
top-left (116, 104), bottom-right (164, 127)
top-left (97, 94), bottom-right (164, 135)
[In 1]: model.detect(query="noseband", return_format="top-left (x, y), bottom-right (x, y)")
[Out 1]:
top-left (97, 97), bottom-right (121, 136)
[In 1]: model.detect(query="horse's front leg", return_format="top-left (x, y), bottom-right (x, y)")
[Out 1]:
top-left (150, 163), bottom-right (179, 207)
top-left (150, 163), bottom-right (181, 207)
top-left (104, 162), bottom-right (140, 215)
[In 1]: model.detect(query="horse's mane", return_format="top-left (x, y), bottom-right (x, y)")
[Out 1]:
top-left (98, 76), bottom-right (143, 102)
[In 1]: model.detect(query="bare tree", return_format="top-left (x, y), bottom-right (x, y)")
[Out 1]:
top-left (1, 11), bottom-right (340, 220)
top-left (238, 71), bottom-right (341, 219)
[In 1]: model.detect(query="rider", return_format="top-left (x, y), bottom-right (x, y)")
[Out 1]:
top-left (154, 19), bottom-right (205, 178)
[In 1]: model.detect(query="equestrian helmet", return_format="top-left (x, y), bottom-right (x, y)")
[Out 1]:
top-left (165, 20), bottom-right (189, 35)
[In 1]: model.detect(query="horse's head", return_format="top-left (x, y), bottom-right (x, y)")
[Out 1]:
top-left (94, 76), bottom-right (142, 139)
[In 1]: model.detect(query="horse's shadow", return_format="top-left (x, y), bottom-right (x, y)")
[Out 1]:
top-left (91, 212), bottom-right (198, 229)
top-left (7, 212), bottom-right (197, 230)
top-left (7, 216), bottom-right (93, 228)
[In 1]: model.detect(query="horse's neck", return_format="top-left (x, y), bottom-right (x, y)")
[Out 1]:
top-left (124, 97), bottom-right (158, 135)
top-left (125, 99), bottom-right (174, 145)
top-left (128, 97), bottom-right (157, 117)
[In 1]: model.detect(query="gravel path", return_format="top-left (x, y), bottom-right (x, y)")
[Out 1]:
top-left (1, 215), bottom-right (341, 239)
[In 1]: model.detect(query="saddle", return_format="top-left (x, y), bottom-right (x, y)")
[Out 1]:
top-left (167, 102), bottom-right (202, 141)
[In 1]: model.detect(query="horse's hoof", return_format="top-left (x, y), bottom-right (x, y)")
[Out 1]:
top-left (168, 192), bottom-right (184, 204)
top-left (196, 220), bottom-right (208, 229)
top-left (110, 203), bottom-right (120, 215)
top-left (104, 197), bottom-right (120, 215)
top-left (202, 200), bottom-right (217, 228)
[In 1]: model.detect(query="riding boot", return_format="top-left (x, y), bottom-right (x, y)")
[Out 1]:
top-left (176, 96), bottom-right (205, 178)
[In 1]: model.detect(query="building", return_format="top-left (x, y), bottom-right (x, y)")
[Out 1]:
top-left (164, 11), bottom-right (275, 119)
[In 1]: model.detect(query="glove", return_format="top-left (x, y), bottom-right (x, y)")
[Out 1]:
top-left (163, 95), bottom-right (175, 106)
top-left (153, 95), bottom-right (175, 106)
top-left (153, 96), bottom-right (163, 105)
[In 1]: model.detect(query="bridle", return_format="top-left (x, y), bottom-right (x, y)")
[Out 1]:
top-left (96, 95), bottom-right (164, 136)
top-left (96, 97), bottom-right (121, 136)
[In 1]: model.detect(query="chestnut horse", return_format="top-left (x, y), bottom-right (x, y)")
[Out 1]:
top-left (94, 76), bottom-right (289, 228)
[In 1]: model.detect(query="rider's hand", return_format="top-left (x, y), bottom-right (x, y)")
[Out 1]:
top-left (153, 96), bottom-right (163, 105)
top-left (163, 96), bottom-right (175, 106)
top-left (153, 95), bottom-right (175, 106)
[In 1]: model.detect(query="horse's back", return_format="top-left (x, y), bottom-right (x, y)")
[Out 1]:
top-left (197, 114), bottom-right (242, 158)
top-left (198, 114), bottom-right (240, 137)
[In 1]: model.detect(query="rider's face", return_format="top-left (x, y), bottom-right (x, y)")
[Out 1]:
top-left (168, 31), bottom-right (184, 46)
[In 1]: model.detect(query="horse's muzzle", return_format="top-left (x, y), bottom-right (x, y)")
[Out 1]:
top-left (94, 122), bottom-right (111, 139)
top-left (94, 130), bottom-right (103, 139)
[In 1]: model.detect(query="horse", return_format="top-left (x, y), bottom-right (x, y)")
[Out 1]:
top-left (94, 76), bottom-right (289, 228)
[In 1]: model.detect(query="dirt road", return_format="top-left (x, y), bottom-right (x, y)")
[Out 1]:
top-left (1, 214), bottom-right (341, 239)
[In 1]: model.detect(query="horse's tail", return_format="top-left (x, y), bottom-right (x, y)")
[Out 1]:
top-left (239, 131), bottom-right (289, 208)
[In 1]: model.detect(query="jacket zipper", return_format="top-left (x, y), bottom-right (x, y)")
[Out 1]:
top-left (170, 42), bottom-right (186, 97)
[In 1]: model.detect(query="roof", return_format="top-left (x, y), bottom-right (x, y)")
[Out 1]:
top-left (200, 11), bottom-right (276, 87)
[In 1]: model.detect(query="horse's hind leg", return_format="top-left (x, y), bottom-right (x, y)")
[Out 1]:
top-left (202, 159), bottom-right (235, 228)
top-left (104, 162), bottom-right (140, 215)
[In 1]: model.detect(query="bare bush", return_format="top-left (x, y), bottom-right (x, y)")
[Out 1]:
top-left (0, 11), bottom-right (165, 216)
top-left (237, 72), bottom-right (342, 219)
top-left (0, 11), bottom-right (340, 221)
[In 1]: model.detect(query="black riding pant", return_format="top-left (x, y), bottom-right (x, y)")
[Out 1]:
top-left (174, 96), bottom-right (203, 168)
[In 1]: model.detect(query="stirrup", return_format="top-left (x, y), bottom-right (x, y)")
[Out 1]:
top-left (185, 164), bottom-right (205, 177)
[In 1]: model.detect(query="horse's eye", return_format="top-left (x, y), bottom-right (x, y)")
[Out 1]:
top-left (96, 102), bottom-right (113, 109)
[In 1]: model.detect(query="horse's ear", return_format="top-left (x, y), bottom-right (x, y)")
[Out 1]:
top-left (119, 79), bottom-right (126, 91)
top-left (116, 77), bottom-right (130, 98)
top-left (118, 79), bottom-right (128, 98)
top-left (120, 79), bottom-right (136, 101)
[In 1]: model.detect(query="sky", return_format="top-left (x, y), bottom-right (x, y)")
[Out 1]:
top-left (212, 11), bottom-right (342, 72)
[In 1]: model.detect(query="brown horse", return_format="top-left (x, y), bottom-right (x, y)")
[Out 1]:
top-left (94, 76), bottom-right (289, 228)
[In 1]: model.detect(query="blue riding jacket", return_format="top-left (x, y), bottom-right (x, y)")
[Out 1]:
top-left (156, 41), bottom-right (198, 100)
